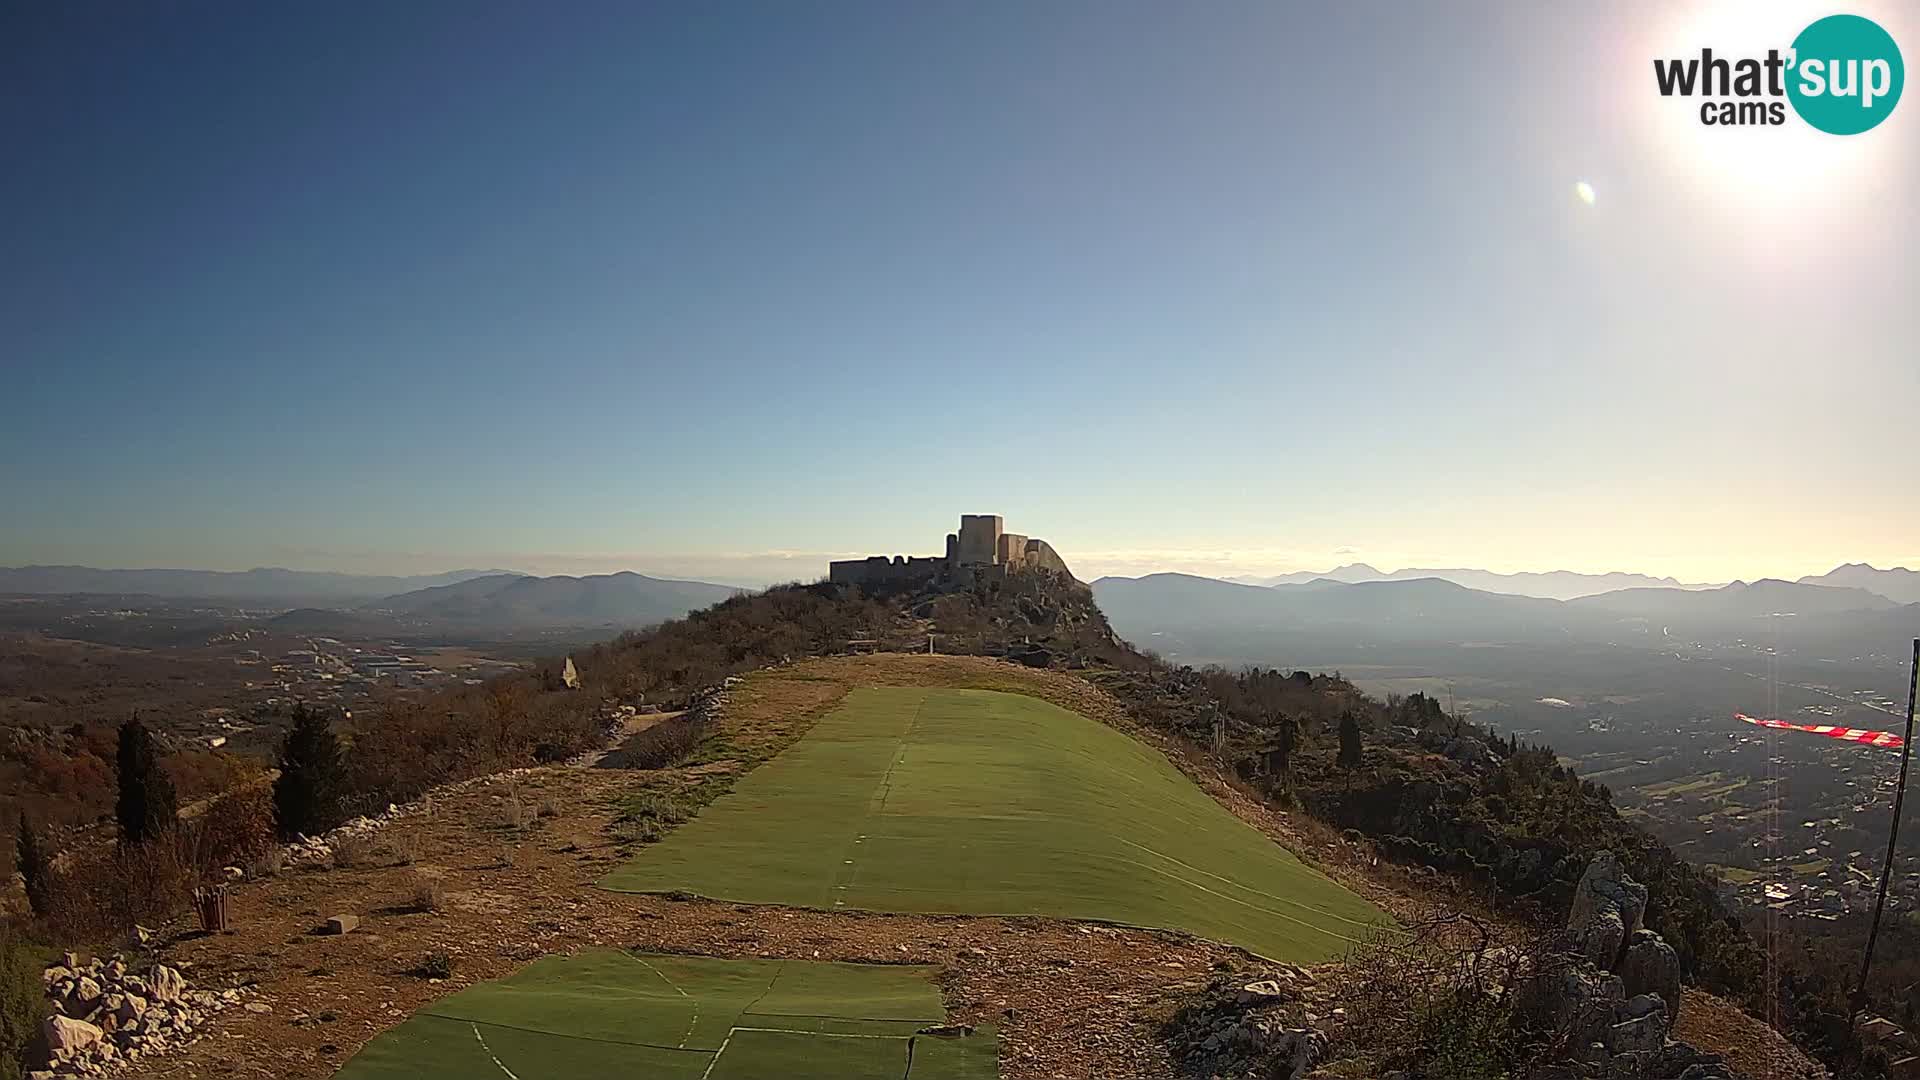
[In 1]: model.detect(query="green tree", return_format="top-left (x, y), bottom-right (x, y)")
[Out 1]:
top-left (1338, 711), bottom-right (1364, 770)
top-left (115, 715), bottom-right (177, 846)
top-left (13, 818), bottom-right (50, 919)
top-left (274, 704), bottom-right (346, 839)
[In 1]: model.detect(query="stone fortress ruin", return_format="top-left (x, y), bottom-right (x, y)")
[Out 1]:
top-left (829, 514), bottom-right (1075, 590)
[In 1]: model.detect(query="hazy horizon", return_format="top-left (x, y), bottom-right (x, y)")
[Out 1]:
top-left (2, 547), bottom-right (1912, 591)
top-left (6, 2), bottom-right (1915, 588)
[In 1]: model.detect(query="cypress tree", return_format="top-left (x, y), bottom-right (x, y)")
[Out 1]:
top-left (14, 817), bottom-right (51, 918)
top-left (115, 715), bottom-right (177, 846)
top-left (275, 704), bottom-right (346, 839)
top-left (1338, 711), bottom-right (1364, 769)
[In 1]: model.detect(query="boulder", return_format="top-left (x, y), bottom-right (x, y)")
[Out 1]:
top-left (1235, 980), bottom-right (1289, 1006)
top-left (43, 1015), bottom-right (103, 1057)
top-left (1606, 1011), bottom-right (1666, 1055)
top-left (69, 976), bottom-right (103, 1014)
top-left (1540, 965), bottom-right (1625, 1052)
top-left (322, 914), bottom-right (360, 935)
top-left (1617, 930), bottom-right (1682, 1023)
top-left (149, 965), bottom-right (185, 1004)
top-left (1568, 851), bottom-right (1647, 969)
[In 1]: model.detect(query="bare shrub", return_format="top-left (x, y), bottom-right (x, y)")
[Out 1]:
top-left (388, 831), bottom-right (425, 866)
top-left (185, 781), bottom-right (276, 879)
top-left (329, 834), bottom-right (376, 870)
top-left (417, 950), bottom-right (455, 979)
top-left (1333, 914), bottom-right (1549, 1080)
top-left (42, 838), bottom-right (196, 944)
top-left (408, 874), bottom-right (444, 913)
top-left (249, 846), bottom-right (286, 879)
top-left (599, 713), bottom-right (713, 770)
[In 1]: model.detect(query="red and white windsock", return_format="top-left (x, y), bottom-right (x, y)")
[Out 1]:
top-left (1735, 713), bottom-right (1905, 749)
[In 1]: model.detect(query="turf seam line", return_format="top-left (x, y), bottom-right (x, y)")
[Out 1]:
top-left (418, 1013), bottom-right (713, 1055)
top-left (830, 690), bottom-right (928, 905)
top-left (729, 1026), bottom-right (910, 1039)
top-left (1111, 836), bottom-right (1407, 933)
top-left (626, 952), bottom-right (701, 1048)
top-left (470, 1022), bottom-right (523, 1080)
top-left (738, 1011), bottom-right (942, 1023)
top-left (739, 961), bottom-right (786, 1018)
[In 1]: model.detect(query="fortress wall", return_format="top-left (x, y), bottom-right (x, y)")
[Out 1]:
top-left (829, 555), bottom-right (942, 587)
top-left (1022, 539), bottom-right (1073, 578)
top-left (996, 532), bottom-right (1030, 566)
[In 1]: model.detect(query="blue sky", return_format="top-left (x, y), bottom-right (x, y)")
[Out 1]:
top-left (4, 1), bottom-right (1915, 585)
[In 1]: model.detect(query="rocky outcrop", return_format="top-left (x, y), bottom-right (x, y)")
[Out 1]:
top-left (1568, 850), bottom-right (1647, 970)
top-left (1618, 929), bottom-right (1682, 1023)
top-left (1526, 852), bottom-right (1726, 1080)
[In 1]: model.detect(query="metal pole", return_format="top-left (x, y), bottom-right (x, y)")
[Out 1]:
top-left (1856, 638), bottom-right (1920, 1010)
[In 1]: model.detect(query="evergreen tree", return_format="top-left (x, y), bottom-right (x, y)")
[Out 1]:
top-left (14, 817), bottom-right (51, 918)
top-left (1338, 711), bottom-right (1364, 769)
top-left (115, 715), bottom-right (177, 846)
top-left (275, 704), bottom-right (346, 839)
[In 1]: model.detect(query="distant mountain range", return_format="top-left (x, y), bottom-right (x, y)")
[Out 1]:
top-left (1093, 571), bottom-right (1916, 653)
top-left (0, 565), bottom-right (517, 603)
top-left (1224, 563), bottom-right (1710, 601)
top-left (362, 572), bottom-right (741, 628)
top-left (1796, 563), bottom-right (1920, 606)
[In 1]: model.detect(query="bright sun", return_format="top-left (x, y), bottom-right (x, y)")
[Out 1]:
top-left (1575, 180), bottom-right (1598, 206)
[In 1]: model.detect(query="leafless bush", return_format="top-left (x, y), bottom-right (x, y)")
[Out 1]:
top-left (408, 874), bottom-right (444, 913)
top-left (1332, 914), bottom-right (1555, 1080)
top-left (249, 846), bottom-right (286, 879)
top-left (40, 838), bottom-right (196, 945)
top-left (599, 712), bottom-right (713, 770)
top-left (330, 834), bottom-right (376, 869)
top-left (388, 831), bottom-right (425, 866)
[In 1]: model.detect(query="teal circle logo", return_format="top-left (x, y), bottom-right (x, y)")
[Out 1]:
top-left (1787, 14), bottom-right (1904, 134)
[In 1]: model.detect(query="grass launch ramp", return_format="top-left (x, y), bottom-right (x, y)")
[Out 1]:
top-left (333, 950), bottom-right (996, 1079)
top-left (603, 687), bottom-right (1389, 961)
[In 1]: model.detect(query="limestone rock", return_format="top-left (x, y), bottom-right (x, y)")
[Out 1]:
top-left (1234, 980), bottom-right (1288, 1006)
top-left (43, 1015), bottom-right (103, 1056)
top-left (1617, 930), bottom-right (1682, 1023)
top-left (148, 965), bottom-right (185, 1004)
top-left (1568, 851), bottom-right (1647, 969)
top-left (1606, 1011), bottom-right (1666, 1055)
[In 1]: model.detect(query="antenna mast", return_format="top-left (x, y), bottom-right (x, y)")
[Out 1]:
top-left (1855, 638), bottom-right (1920, 1009)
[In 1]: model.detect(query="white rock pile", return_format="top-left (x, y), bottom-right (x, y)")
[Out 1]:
top-left (36, 953), bottom-right (250, 1078)
top-left (285, 801), bottom-right (406, 865)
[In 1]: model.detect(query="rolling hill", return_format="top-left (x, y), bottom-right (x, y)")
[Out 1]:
top-left (1565, 578), bottom-right (1900, 619)
top-left (1228, 562), bottom-right (1708, 600)
top-left (1798, 563), bottom-right (1920, 605)
top-left (0, 565), bottom-right (514, 604)
top-left (364, 571), bottom-right (740, 628)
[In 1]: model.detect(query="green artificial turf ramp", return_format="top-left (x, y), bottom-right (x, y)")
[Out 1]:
top-left (332, 950), bottom-right (996, 1080)
top-left (603, 687), bottom-right (1389, 961)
